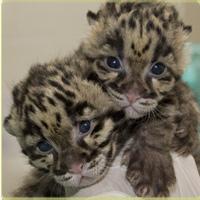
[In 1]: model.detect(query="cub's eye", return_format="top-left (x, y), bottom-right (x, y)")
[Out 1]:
top-left (106, 56), bottom-right (122, 70)
top-left (150, 62), bottom-right (166, 76)
top-left (37, 140), bottom-right (53, 153)
top-left (79, 120), bottom-right (91, 134)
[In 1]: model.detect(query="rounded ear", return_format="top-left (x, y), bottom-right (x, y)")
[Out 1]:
top-left (4, 111), bottom-right (21, 137)
top-left (4, 80), bottom-right (25, 136)
top-left (183, 25), bottom-right (192, 39)
top-left (86, 10), bottom-right (99, 25)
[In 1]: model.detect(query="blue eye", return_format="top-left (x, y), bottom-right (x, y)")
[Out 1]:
top-left (106, 56), bottom-right (122, 70)
top-left (150, 62), bottom-right (166, 76)
top-left (37, 140), bottom-right (53, 153)
top-left (79, 120), bottom-right (91, 134)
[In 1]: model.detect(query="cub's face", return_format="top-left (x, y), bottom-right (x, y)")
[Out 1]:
top-left (83, 2), bottom-right (191, 119)
top-left (4, 64), bottom-right (124, 188)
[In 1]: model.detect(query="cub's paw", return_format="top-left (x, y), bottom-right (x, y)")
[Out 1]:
top-left (126, 149), bottom-right (175, 197)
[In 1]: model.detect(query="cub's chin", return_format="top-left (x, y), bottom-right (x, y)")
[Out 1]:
top-left (55, 169), bottom-right (108, 189)
top-left (124, 106), bottom-right (146, 119)
top-left (54, 154), bottom-right (109, 188)
top-left (124, 103), bottom-right (158, 119)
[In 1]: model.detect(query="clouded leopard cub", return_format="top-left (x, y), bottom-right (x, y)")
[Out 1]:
top-left (73, 1), bottom-right (200, 196)
top-left (4, 63), bottom-right (132, 196)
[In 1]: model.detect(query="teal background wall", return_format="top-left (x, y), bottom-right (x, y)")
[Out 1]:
top-left (183, 44), bottom-right (200, 104)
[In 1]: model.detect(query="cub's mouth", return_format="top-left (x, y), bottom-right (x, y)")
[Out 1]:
top-left (107, 87), bottom-right (158, 119)
top-left (54, 154), bottom-right (108, 188)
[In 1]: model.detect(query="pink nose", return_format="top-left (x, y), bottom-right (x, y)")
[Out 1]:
top-left (68, 162), bottom-right (83, 174)
top-left (126, 90), bottom-right (140, 103)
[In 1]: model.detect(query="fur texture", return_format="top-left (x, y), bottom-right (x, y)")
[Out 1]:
top-left (4, 63), bottom-right (133, 196)
top-left (4, 1), bottom-right (200, 197)
top-left (73, 1), bottom-right (200, 196)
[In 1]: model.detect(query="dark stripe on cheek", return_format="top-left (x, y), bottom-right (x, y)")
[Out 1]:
top-left (91, 121), bottom-right (104, 136)
top-left (115, 70), bottom-right (126, 82)
top-left (96, 61), bottom-right (110, 73)
top-left (98, 137), bottom-right (111, 148)
top-left (87, 72), bottom-right (103, 85)
top-left (78, 139), bottom-right (91, 151)
top-left (144, 76), bottom-right (155, 95)
top-left (108, 82), bottom-right (121, 94)
top-left (93, 134), bottom-right (100, 139)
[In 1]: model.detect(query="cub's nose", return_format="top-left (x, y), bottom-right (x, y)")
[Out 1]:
top-left (126, 89), bottom-right (141, 104)
top-left (68, 162), bottom-right (84, 174)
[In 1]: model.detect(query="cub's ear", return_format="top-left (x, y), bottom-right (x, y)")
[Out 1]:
top-left (86, 10), bottom-right (99, 25)
top-left (4, 115), bottom-right (14, 136)
top-left (177, 24), bottom-right (192, 41)
top-left (4, 81), bottom-right (25, 137)
top-left (4, 110), bottom-right (21, 137)
top-left (183, 25), bottom-right (192, 39)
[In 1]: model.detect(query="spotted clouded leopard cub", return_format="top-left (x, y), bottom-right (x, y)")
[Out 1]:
top-left (4, 63), bottom-right (131, 196)
top-left (73, 1), bottom-right (200, 196)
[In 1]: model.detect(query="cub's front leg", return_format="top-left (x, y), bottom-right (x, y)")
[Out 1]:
top-left (123, 121), bottom-right (176, 197)
top-left (13, 169), bottom-right (66, 197)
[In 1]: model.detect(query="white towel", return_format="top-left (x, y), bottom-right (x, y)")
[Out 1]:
top-left (74, 152), bottom-right (200, 197)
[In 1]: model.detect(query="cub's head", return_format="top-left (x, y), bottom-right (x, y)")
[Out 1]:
top-left (83, 1), bottom-right (192, 118)
top-left (4, 63), bottom-right (125, 188)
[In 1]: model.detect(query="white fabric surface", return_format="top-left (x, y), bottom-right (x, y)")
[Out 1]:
top-left (74, 152), bottom-right (200, 197)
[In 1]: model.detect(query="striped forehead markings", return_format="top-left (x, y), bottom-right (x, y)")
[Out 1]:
top-left (54, 91), bottom-right (73, 110)
top-left (48, 79), bottom-right (76, 99)
top-left (27, 94), bottom-right (47, 112)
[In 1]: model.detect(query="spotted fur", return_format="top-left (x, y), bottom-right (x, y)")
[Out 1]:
top-left (4, 62), bottom-right (131, 196)
top-left (4, 1), bottom-right (200, 197)
top-left (73, 1), bottom-right (200, 196)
